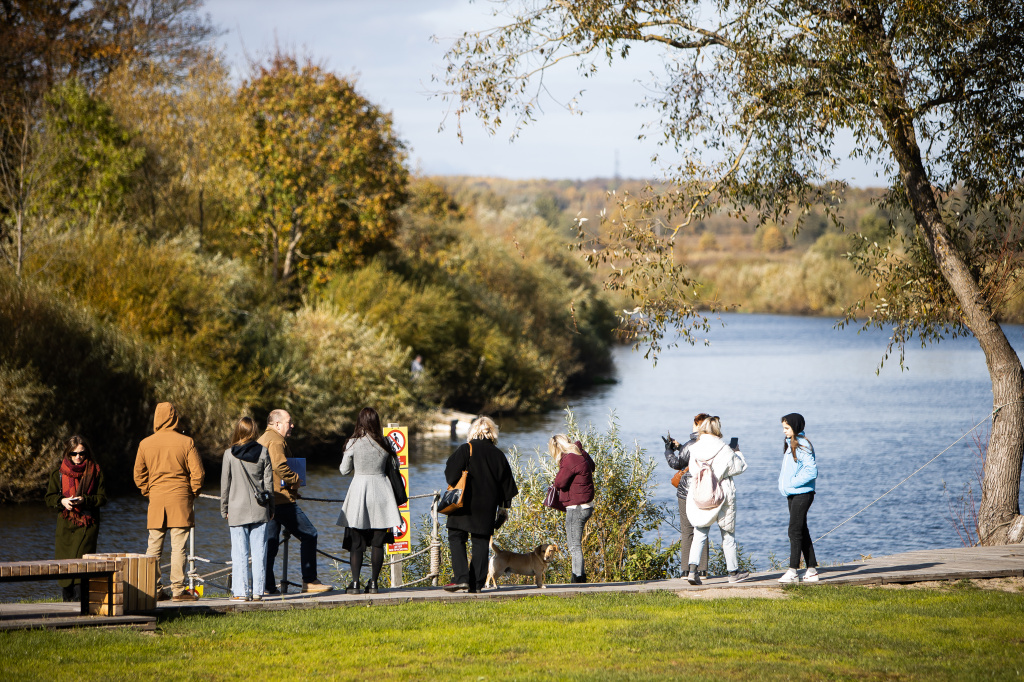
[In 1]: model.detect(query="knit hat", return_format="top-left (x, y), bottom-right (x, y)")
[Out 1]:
top-left (781, 413), bottom-right (805, 435)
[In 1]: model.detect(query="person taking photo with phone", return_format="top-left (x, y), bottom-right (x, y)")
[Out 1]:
top-left (45, 435), bottom-right (107, 602)
top-left (663, 413), bottom-right (711, 576)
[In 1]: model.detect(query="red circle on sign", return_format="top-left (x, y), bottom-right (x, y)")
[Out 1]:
top-left (386, 429), bottom-right (406, 453)
top-left (394, 516), bottom-right (408, 540)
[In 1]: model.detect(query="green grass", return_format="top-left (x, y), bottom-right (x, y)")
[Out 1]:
top-left (2, 586), bottom-right (1023, 680)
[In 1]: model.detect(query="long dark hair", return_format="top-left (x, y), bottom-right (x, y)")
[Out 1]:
top-left (347, 407), bottom-right (393, 453)
top-left (61, 434), bottom-right (94, 463)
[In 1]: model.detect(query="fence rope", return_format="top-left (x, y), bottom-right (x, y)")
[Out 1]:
top-left (812, 401), bottom-right (1020, 543)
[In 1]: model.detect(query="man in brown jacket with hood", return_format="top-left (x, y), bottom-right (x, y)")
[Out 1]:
top-left (134, 402), bottom-right (205, 601)
top-left (260, 409), bottom-right (332, 594)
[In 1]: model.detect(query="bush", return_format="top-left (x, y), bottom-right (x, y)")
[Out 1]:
top-left (0, 271), bottom-right (231, 499)
top-left (697, 231), bottom-right (720, 251)
top-left (406, 410), bottom-right (679, 586)
top-left (319, 188), bottom-right (616, 413)
top-left (759, 224), bottom-right (788, 252)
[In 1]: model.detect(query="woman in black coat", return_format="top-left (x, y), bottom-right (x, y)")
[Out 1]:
top-left (443, 416), bottom-right (519, 593)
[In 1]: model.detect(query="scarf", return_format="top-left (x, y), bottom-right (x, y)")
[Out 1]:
top-left (59, 457), bottom-right (99, 527)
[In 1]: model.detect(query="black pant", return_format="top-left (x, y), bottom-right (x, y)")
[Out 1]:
top-left (448, 528), bottom-right (490, 592)
top-left (677, 497), bottom-right (709, 571)
top-left (787, 492), bottom-right (817, 569)
top-left (350, 528), bottom-right (387, 583)
top-left (265, 502), bottom-right (319, 589)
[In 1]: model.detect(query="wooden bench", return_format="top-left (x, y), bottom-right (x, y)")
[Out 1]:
top-left (0, 559), bottom-right (116, 616)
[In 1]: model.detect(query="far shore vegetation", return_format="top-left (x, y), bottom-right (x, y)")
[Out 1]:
top-left (2, 587), bottom-right (1023, 680)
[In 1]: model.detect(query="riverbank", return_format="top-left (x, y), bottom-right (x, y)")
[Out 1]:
top-left (3, 582), bottom-right (1022, 680)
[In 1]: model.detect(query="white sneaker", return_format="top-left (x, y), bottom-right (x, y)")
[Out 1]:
top-left (802, 568), bottom-right (819, 582)
top-left (778, 568), bottom-right (800, 583)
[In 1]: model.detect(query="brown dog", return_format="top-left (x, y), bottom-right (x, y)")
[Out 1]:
top-left (485, 538), bottom-right (559, 589)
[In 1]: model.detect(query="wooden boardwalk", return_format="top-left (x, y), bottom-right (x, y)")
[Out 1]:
top-left (3, 545), bottom-right (1021, 629)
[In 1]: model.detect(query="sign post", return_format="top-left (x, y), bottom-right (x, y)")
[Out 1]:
top-left (384, 425), bottom-right (411, 587)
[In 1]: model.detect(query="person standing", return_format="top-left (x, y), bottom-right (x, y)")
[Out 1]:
top-left (260, 409), bottom-right (332, 594)
top-left (685, 416), bottom-right (750, 585)
top-left (443, 416), bottom-right (519, 593)
top-left (549, 434), bottom-right (596, 583)
top-left (45, 436), bottom-right (107, 602)
top-left (336, 407), bottom-right (402, 595)
top-left (778, 413), bottom-right (820, 583)
top-left (134, 402), bottom-right (205, 602)
top-left (220, 416), bottom-right (274, 601)
top-left (664, 413), bottom-right (711, 577)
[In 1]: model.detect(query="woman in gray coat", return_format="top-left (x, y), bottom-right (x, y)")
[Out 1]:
top-left (220, 416), bottom-right (274, 601)
top-left (337, 407), bottom-right (401, 594)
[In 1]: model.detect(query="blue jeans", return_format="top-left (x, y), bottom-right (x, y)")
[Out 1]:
top-left (565, 506), bottom-right (593, 576)
top-left (265, 503), bottom-right (319, 589)
top-left (229, 522), bottom-right (268, 598)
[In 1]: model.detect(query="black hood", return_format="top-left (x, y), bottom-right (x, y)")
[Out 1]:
top-left (231, 441), bottom-right (262, 463)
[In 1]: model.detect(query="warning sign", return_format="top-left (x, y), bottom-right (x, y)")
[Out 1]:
top-left (384, 425), bottom-right (411, 554)
top-left (387, 510), bottom-right (411, 554)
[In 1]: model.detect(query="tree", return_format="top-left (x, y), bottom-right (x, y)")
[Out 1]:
top-left (441, 0), bottom-right (1024, 544)
top-left (236, 53), bottom-right (408, 283)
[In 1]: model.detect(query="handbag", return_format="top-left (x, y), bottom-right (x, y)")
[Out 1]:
top-left (542, 483), bottom-right (565, 511)
top-left (239, 457), bottom-right (273, 507)
top-left (384, 447), bottom-right (408, 507)
top-left (670, 467), bottom-right (688, 489)
top-left (438, 442), bottom-right (472, 514)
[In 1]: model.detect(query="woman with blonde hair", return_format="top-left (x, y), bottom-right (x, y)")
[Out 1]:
top-left (220, 416), bottom-right (274, 601)
top-left (684, 415), bottom-right (749, 585)
top-left (443, 416), bottom-right (519, 593)
top-left (549, 434), bottom-right (596, 583)
top-left (45, 435), bottom-right (107, 602)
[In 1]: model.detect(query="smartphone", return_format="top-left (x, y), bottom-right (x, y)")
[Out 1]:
top-left (729, 437), bottom-right (739, 450)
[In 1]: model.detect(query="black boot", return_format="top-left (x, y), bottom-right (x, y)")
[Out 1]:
top-left (345, 579), bottom-right (361, 595)
top-left (578, 572), bottom-right (587, 584)
top-left (364, 579), bottom-right (379, 595)
top-left (570, 573), bottom-right (580, 584)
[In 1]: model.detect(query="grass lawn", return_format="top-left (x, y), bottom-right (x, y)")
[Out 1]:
top-left (2, 584), bottom-right (1023, 680)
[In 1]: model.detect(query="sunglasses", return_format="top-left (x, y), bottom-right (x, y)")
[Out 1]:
top-left (70, 451), bottom-right (86, 457)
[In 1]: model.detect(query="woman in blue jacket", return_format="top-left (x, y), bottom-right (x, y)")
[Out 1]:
top-left (778, 413), bottom-right (819, 583)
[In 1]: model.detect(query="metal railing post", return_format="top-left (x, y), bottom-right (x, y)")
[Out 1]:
top-left (430, 493), bottom-right (440, 587)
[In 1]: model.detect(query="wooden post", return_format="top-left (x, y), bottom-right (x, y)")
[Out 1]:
top-left (391, 560), bottom-right (403, 588)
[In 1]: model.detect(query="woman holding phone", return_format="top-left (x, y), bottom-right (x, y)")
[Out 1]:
top-left (778, 413), bottom-right (819, 583)
top-left (45, 435), bottom-right (107, 601)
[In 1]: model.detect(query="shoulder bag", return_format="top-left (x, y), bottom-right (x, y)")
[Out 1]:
top-left (438, 442), bottom-right (472, 515)
top-left (670, 467), bottom-right (688, 488)
top-left (384, 445), bottom-right (409, 507)
top-left (238, 455), bottom-right (273, 507)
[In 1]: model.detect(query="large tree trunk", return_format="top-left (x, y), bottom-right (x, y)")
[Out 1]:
top-left (875, 62), bottom-right (1024, 544)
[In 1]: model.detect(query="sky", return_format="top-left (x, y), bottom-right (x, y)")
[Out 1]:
top-left (203, 0), bottom-right (885, 185)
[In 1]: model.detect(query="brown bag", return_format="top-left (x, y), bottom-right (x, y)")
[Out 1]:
top-left (438, 442), bottom-right (472, 515)
top-left (670, 467), bottom-right (689, 489)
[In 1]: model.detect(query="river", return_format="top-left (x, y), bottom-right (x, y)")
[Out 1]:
top-left (3, 313), bottom-right (1022, 600)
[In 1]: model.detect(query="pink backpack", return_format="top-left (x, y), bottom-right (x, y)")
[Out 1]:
top-left (691, 447), bottom-right (727, 510)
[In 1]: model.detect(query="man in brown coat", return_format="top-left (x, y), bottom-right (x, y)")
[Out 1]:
top-left (134, 402), bottom-right (205, 601)
top-left (260, 409), bottom-right (332, 594)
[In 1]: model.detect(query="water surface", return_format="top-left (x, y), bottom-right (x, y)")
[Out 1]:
top-left (4, 313), bottom-right (1022, 600)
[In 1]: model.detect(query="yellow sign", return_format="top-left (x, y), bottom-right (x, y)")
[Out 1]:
top-left (384, 426), bottom-right (411, 554)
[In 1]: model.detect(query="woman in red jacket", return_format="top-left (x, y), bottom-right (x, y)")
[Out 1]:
top-left (550, 434), bottom-right (596, 583)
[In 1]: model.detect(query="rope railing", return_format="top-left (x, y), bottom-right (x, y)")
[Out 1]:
top-left (182, 488), bottom-right (443, 595)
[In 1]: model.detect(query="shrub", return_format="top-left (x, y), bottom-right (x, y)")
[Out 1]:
top-left (0, 271), bottom-right (231, 499)
top-left (759, 224), bottom-right (788, 252)
top-left (698, 231), bottom-right (720, 251)
top-left (406, 410), bottom-right (679, 586)
top-left (263, 301), bottom-right (415, 442)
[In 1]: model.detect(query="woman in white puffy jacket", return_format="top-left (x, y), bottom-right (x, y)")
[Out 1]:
top-left (685, 415), bottom-right (749, 585)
